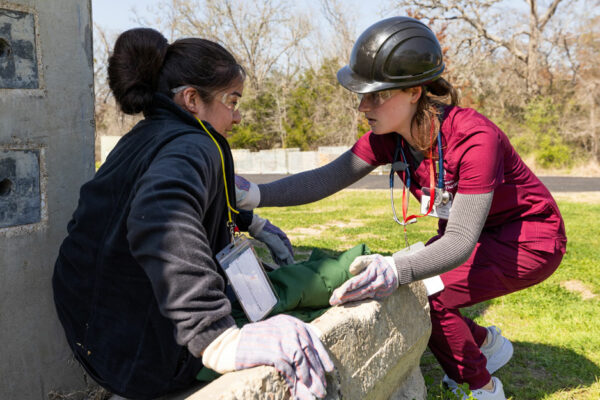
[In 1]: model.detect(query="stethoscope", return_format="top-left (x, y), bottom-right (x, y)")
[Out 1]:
top-left (389, 130), bottom-right (451, 247)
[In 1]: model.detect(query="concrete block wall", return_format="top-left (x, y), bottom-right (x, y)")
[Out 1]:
top-left (0, 0), bottom-right (94, 398)
top-left (287, 149), bottom-right (320, 174)
top-left (101, 138), bottom-right (393, 175)
top-left (160, 281), bottom-right (431, 400)
top-left (229, 146), bottom-right (390, 175)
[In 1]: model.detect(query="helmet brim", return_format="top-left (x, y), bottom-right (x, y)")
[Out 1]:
top-left (337, 64), bottom-right (445, 94)
top-left (337, 65), bottom-right (402, 94)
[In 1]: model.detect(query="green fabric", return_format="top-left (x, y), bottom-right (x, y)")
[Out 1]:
top-left (197, 243), bottom-right (370, 382)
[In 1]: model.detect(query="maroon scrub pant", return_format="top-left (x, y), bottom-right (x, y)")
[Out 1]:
top-left (427, 219), bottom-right (566, 390)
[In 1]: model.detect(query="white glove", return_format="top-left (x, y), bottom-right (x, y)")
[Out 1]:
top-left (203, 315), bottom-right (334, 399)
top-left (329, 254), bottom-right (399, 306)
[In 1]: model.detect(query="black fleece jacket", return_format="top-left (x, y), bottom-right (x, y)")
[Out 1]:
top-left (52, 93), bottom-right (243, 399)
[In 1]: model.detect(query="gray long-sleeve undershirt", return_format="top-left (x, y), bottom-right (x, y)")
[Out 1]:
top-left (258, 150), bottom-right (376, 206)
top-left (257, 150), bottom-right (494, 285)
top-left (392, 190), bottom-right (493, 285)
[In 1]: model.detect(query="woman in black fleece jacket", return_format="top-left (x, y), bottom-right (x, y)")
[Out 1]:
top-left (52, 28), bottom-right (332, 400)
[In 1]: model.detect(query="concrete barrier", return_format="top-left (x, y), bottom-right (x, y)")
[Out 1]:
top-left (287, 150), bottom-right (319, 174)
top-left (101, 140), bottom-right (352, 174)
top-left (155, 281), bottom-right (431, 400)
top-left (100, 141), bottom-right (394, 175)
top-left (257, 149), bottom-right (288, 174)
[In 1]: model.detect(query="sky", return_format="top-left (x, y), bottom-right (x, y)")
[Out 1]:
top-left (91, 0), bottom-right (594, 41)
top-left (92, 0), bottom-right (147, 33)
top-left (91, 0), bottom-right (391, 39)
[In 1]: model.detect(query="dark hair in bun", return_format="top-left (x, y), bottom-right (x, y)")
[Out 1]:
top-left (108, 28), bottom-right (168, 115)
top-left (107, 28), bottom-right (245, 115)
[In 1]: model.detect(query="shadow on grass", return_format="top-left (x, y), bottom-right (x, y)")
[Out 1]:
top-left (503, 341), bottom-right (600, 399)
top-left (422, 341), bottom-right (600, 399)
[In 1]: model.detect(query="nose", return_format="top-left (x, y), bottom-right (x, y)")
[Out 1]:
top-left (232, 109), bottom-right (242, 125)
top-left (358, 96), bottom-right (371, 112)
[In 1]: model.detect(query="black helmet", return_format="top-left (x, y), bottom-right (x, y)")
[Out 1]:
top-left (337, 16), bottom-right (445, 93)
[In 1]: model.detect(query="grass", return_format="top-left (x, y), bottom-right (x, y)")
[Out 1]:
top-left (255, 189), bottom-right (600, 399)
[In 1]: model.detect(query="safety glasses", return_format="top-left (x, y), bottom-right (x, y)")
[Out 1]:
top-left (357, 89), bottom-right (399, 106)
top-left (171, 85), bottom-right (241, 111)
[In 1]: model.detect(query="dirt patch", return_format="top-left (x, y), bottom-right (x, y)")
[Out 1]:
top-left (560, 280), bottom-right (597, 300)
top-left (288, 220), bottom-right (365, 235)
top-left (289, 227), bottom-right (324, 235)
top-left (332, 221), bottom-right (365, 228)
top-left (356, 233), bottom-right (383, 240)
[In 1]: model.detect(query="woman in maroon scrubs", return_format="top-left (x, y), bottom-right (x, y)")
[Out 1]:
top-left (236, 16), bottom-right (566, 400)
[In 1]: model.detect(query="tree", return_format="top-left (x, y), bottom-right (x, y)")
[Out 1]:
top-left (145, 0), bottom-right (311, 90)
top-left (140, 0), bottom-right (314, 148)
top-left (560, 13), bottom-right (600, 162)
top-left (315, 0), bottom-right (366, 145)
top-left (391, 0), bottom-right (577, 95)
top-left (91, 0), bottom-right (597, 167)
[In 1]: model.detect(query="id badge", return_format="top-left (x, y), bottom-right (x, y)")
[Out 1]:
top-left (396, 241), bottom-right (445, 296)
top-left (420, 187), bottom-right (453, 220)
top-left (215, 236), bottom-right (278, 322)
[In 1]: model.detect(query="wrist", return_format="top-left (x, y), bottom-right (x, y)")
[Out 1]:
top-left (187, 315), bottom-right (236, 358)
top-left (202, 326), bottom-right (241, 374)
top-left (248, 214), bottom-right (267, 237)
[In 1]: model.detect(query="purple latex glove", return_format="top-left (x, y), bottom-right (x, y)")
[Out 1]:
top-left (235, 175), bottom-right (260, 210)
top-left (329, 255), bottom-right (398, 306)
top-left (248, 214), bottom-right (294, 266)
top-left (235, 315), bottom-right (335, 399)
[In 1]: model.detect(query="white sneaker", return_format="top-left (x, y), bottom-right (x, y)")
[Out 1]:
top-left (442, 373), bottom-right (459, 389)
top-left (441, 326), bottom-right (513, 395)
top-left (444, 377), bottom-right (507, 400)
top-left (481, 326), bottom-right (513, 374)
top-left (470, 377), bottom-right (506, 399)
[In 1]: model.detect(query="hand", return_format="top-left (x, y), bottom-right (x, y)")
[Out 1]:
top-left (329, 255), bottom-right (398, 306)
top-left (235, 175), bottom-right (260, 210)
top-left (248, 214), bottom-right (294, 266)
top-left (235, 315), bottom-right (335, 399)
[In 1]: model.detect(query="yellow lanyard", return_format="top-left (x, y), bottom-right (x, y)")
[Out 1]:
top-left (195, 118), bottom-right (239, 238)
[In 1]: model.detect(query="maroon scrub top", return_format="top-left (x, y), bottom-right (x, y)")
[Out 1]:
top-left (351, 106), bottom-right (567, 254)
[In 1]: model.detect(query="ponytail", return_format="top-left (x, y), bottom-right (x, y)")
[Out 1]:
top-left (108, 28), bottom-right (168, 115)
top-left (409, 77), bottom-right (459, 153)
top-left (427, 78), bottom-right (459, 107)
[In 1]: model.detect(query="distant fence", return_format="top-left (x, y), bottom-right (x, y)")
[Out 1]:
top-left (100, 137), bottom-right (389, 174)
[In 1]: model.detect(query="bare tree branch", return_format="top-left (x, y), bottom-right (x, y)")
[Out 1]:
top-left (539, 0), bottom-right (564, 30)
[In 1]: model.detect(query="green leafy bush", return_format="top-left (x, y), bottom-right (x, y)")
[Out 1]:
top-left (523, 96), bottom-right (573, 168)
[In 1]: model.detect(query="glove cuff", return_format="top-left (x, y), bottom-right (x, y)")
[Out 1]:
top-left (384, 256), bottom-right (399, 281)
top-left (202, 326), bottom-right (241, 374)
top-left (248, 214), bottom-right (267, 237)
top-left (237, 181), bottom-right (261, 210)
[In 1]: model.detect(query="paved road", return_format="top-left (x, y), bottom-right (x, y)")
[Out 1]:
top-left (242, 174), bottom-right (600, 192)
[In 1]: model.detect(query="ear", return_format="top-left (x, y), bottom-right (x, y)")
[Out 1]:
top-left (179, 87), bottom-right (206, 115)
top-left (409, 86), bottom-right (423, 104)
